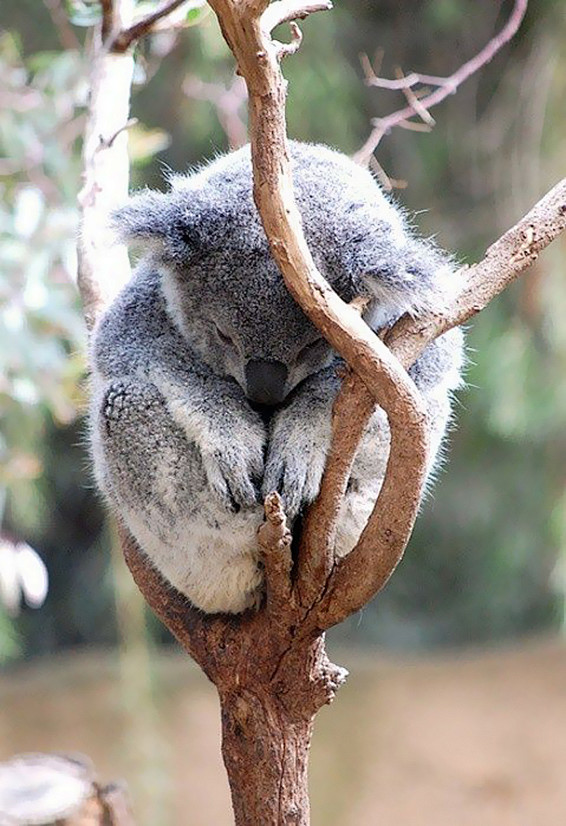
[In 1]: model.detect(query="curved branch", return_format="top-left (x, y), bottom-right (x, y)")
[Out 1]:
top-left (306, 356), bottom-right (430, 631)
top-left (261, 0), bottom-right (333, 34)
top-left (305, 177), bottom-right (566, 630)
top-left (297, 371), bottom-right (375, 603)
top-left (209, 0), bottom-right (430, 628)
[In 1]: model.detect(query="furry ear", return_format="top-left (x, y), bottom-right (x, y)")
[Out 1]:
top-left (111, 190), bottom-right (173, 248)
top-left (111, 187), bottom-right (236, 263)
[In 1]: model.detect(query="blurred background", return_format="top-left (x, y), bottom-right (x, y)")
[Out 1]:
top-left (1, 0), bottom-right (565, 823)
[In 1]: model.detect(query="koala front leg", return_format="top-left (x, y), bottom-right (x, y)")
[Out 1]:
top-left (262, 364), bottom-right (341, 519)
top-left (92, 378), bottom-right (265, 613)
top-left (153, 371), bottom-right (266, 512)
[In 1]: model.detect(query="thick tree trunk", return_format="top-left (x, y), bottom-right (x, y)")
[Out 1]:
top-left (221, 689), bottom-right (314, 825)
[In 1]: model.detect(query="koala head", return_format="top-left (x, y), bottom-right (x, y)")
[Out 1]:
top-left (112, 150), bottom-right (349, 406)
top-left (113, 142), bottom-right (453, 406)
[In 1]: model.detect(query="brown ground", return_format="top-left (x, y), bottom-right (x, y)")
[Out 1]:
top-left (0, 637), bottom-right (565, 825)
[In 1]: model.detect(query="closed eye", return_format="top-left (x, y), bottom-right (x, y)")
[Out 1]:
top-left (296, 337), bottom-right (325, 361)
top-left (214, 325), bottom-right (235, 348)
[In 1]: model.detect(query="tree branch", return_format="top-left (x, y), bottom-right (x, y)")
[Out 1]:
top-left (261, 0), bottom-right (333, 34)
top-left (355, 0), bottom-right (529, 164)
top-left (111, 0), bottom-right (191, 53)
top-left (208, 0), bottom-right (431, 626)
top-left (297, 371), bottom-right (375, 602)
top-left (76, 0), bottom-right (134, 330)
top-left (386, 177), bottom-right (566, 370)
top-left (304, 177), bottom-right (566, 630)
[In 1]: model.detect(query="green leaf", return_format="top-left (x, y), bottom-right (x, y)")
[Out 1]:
top-left (185, 3), bottom-right (210, 26)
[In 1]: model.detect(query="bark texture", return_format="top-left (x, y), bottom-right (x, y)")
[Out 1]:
top-left (220, 692), bottom-right (314, 825)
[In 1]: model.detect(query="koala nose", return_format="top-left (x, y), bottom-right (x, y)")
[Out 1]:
top-left (245, 360), bottom-right (289, 406)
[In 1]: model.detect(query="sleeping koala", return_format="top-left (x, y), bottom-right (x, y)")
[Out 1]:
top-left (89, 141), bottom-right (464, 614)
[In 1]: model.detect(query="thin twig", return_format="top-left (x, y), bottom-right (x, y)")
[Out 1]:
top-left (362, 56), bottom-right (458, 91)
top-left (274, 21), bottom-right (303, 60)
top-left (354, 0), bottom-right (528, 164)
top-left (112, 0), bottom-right (189, 52)
top-left (396, 68), bottom-right (436, 126)
top-left (396, 119), bottom-right (432, 133)
top-left (261, 0), bottom-right (333, 34)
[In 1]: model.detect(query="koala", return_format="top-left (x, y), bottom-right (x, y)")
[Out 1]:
top-left (89, 141), bottom-right (464, 614)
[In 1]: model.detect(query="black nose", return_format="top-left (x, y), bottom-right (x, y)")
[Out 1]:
top-left (245, 360), bottom-right (288, 406)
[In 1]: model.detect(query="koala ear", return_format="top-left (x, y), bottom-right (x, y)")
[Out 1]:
top-left (111, 190), bottom-right (173, 249)
top-left (111, 188), bottom-right (228, 263)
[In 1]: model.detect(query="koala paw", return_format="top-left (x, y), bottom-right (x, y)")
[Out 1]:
top-left (102, 380), bottom-right (161, 435)
top-left (201, 437), bottom-right (264, 512)
top-left (103, 381), bottom-right (136, 429)
top-left (262, 413), bottom-right (330, 520)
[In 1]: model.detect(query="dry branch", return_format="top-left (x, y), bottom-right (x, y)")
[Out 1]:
top-left (112, 0), bottom-right (190, 52)
top-left (302, 177), bottom-right (566, 631)
top-left (77, 0), bottom-right (134, 330)
top-left (208, 0), bottom-right (430, 628)
top-left (386, 177), bottom-right (566, 370)
top-left (355, 0), bottom-right (529, 164)
top-left (261, 0), bottom-right (333, 32)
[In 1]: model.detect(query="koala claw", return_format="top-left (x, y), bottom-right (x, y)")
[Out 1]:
top-left (104, 383), bottom-right (127, 419)
top-left (102, 380), bottom-right (161, 436)
top-left (201, 443), bottom-right (263, 512)
top-left (262, 451), bottom-right (324, 521)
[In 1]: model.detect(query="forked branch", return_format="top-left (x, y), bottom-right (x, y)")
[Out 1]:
top-left (355, 0), bottom-right (529, 164)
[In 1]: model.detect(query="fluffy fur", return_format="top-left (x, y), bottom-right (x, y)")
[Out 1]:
top-left (89, 141), bottom-right (464, 613)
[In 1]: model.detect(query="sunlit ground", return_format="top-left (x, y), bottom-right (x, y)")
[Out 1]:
top-left (1, 638), bottom-right (565, 825)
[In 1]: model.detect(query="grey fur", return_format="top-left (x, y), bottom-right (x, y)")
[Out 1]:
top-left (89, 141), bottom-right (464, 614)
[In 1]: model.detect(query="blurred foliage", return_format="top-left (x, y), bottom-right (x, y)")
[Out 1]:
top-left (1, 0), bottom-right (565, 661)
top-left (0, 32), bottom-right (89, 657)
